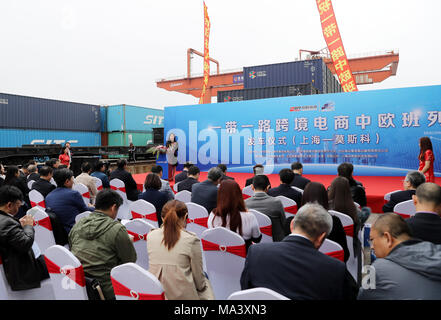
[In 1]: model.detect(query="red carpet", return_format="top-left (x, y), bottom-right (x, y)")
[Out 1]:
top-left (134, 172), bottom-right (441, 214)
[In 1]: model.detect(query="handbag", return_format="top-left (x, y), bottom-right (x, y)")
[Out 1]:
top-left (85, 277), bottom-right (106, 300)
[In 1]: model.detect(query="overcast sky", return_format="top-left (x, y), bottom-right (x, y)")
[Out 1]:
top-left (1, 0), bottom-right (440, 109)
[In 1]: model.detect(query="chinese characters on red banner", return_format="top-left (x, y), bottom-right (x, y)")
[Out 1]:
top-left (199, 2), bottom-right (211, 104)
top-left (316, 0), bottom-right (358, 92)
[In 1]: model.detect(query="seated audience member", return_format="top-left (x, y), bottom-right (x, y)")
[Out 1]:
top-left (27, 165), bottom-right (40, 182)
top-left (0, 162), bottom-right (5, 180)
top-left (301, 182), bottom-right (350, 262)
top-left (177, 165), bottom-right (200, 192)
top-left (241, 203), bottom-right (358, 300)
top-left (91, 161), bottom-right (110, 189)
top-left (174, 162), bottom-right (193, 184)
top-left (75, 162), bottom-right (98, 205)
top-left (58, 165), bottom-right (68, 169)
top-left (337, 162), bottom-right (367, 207)
top-left (191, 167), bottom-right (223, 214)
top-left (109, 159), bottom-right (139, 201)
top-left (358, 213), bottom-right (441, 300)
top-left (290, 162), bottom-right (311, 190)
top-left (406, 182), bottom-right (441, 244)
top-left (383, 171), bottom-right (426, 213)
top-left (45, 158), bottom-right (60, 170)
top-left (217, 164), bottom-right (235, 181)
top-left (208, 180), bottom-right (261, 250)
top-left (4, 166), bottom-right (30, 218)
top-left (147, 200), bottom-right (214, 300)
top-left (245, 164), bottom-right (265, 187)
top-left (268, 168), bottom-right (302, 206)
top-left (245, 175), bottom-right (287, 242)
top-left (45, 168), bottom-right (94, 234)
top-left (31, 166), bottom-right (56, 198)
top-left (0, 185), bottom-right (49, 290)
top-left (18, 161), bottom-right (30, 181)
top-left (69, 189), bottom-right (137, 300)
top-left (151, 165), bottom-right (175, 201)
top-left (138, 173), bottom-right (169, 226)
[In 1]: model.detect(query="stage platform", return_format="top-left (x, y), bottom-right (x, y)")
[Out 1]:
top-left (133, 172), bottom-right (441, 214)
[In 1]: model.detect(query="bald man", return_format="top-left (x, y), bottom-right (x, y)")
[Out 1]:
top-left (358, 213), bottom-right (441, 300)
top-left (406, 182), bottom-right (441, 244)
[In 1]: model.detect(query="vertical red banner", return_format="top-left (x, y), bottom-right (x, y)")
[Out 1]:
top-left (316, 0), bottom-right (358, 92)
top-left (199, 2), bottom-right (211, 104)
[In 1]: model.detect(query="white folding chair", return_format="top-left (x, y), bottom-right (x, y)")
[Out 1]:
top-left (276, 195), bottom-right (297, 218)
top-left (242, 185), bottom-right (254, 200)
top-left (354, 202), bottom-right (361, 210)
top-left (92, 176), bottom-right (103, 192)
top-left (384, 189), bottom-right (402, 204)
top-left (0, 255), bottom-right (10, 299)
top-left (110, 178), bottom-right (131, 220)
top-left (27, 180), bottom-right (35, 190)
top-left (27, 207), bottom-right (56, 254)
top-left (201, 227), bottom-right (246, 300)
top-left (248, 209), bottom-right (273, 243)
top-left (228, 288), bottom-right (290, 300)
top-left (75, 211), bottom-right (92, 224)
top-left (29, 189), bottom-right (46, 209)
top-left (393, 199), bottom-right (417, 219)
top-left (175, 190), bottom-right (192, 203)
top-left (291, 186), bottom-right (304, 194)
top-left (123, 219), bottom-right (155, 271)
top-left (129, 199), bottom-right (159, 228)
top-left (73, 182), bottom-right (91, 206)
top-left (111, 263), bottom-right (165, 300)
top-left (44, 245), bottom-right (88, 300)
top-left (173, 182), bottom-right (180, 193)
top-left (186, 202), bottom-right (209, 239)
top-left (50, 177), bottom-right (57, 187)
top-left (329, 210), bottom-right (359, 283)
top-left (319, 239), bottom-right (345, 262)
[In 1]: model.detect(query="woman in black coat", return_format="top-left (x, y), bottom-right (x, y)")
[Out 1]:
top-left (138, 173), bottom-right (169, 227)
top-left (4, 166), bottom-right (31, 218)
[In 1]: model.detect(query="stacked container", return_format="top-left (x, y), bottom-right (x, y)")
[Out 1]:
top-left (0, 92), bottom-right (101, 147)
top-left (103, 104), bottom-right (164, 147)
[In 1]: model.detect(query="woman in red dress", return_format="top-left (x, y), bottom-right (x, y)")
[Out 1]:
top-left (59, 146), bottom-right (71, 168)
top-left (418, 137), bottom-right (435, 183)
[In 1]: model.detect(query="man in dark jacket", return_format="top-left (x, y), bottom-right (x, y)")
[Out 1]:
top-left (174, 162), bottom-right (193, 184)
top-left (217, 164), bottom-right (235, 181)
top-left (383, 171), bottom-right (425, 213)
top-left (245, 164), bottom-right (266, 187)
top-left (268, 168), bottom-right (302, 206)
top-left (290, 162), bottom-right (311, 190)
top-left (27, 165), bottom-right (40, 182)
top-left (337, 162), bottom-right (367, 207)
top-left (109, 159), bottom-right (139, 201)
top-left (191, 167), bottom-right (222, 214)
top-left (406, 182), bottom-right (441, 244)
top-left (0, 185), bottom-right (49, 291)
top-left (177, 165), bottom-right (200, 192)
top-left (31, 166), bottom-right (56, 198)
top-left (241, 203), bottom-right (358, 300)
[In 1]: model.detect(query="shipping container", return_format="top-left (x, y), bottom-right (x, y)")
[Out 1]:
top-left (107, 131), bottom-right (153, 146)
top-left (217, 83), bottom-right (320, 103)
top-left (243, 58), bottom-right (342, 93)
top-left (106, 105), bottom-right (164, 132)
top-left (0, 92), bottom-right (101, 132)
top-left (100, 106), bottom-right (107, 132)
top-left (0, 129), bottom-right (101, 148)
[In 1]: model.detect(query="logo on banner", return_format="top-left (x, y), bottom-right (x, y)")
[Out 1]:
top-left (289, 105), bottom-right (318, 112)
top-left (321, 101), bottom-right (335, 111)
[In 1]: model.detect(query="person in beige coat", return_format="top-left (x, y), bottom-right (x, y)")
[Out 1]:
top-left (75, 162), bottom-right (98, 205)
top-left (147, 200), bottom-right (214, 300)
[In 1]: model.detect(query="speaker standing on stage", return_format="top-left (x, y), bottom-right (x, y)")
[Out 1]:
top-left (418, 137), bottom-right (435, 183)
top-left (166, 133), bottom-right (178, 182)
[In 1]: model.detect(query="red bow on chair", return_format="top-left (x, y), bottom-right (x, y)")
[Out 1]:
top-left (326, 250), bottom-right (344, 262)
top-left (284, 205), bottom-right (297, 214)
top-left (395, 212), bottom-right (411, 219)
top-left (186, 217), bottom-right (208, 228)
top-left (33, 217), bottom-right (53, 231)
top-left (127, 230), bottom-right (148, 242)
top-left (44, 256), bottom-right (86, 287)
top-left (111, 185), bottom-right (126, 193)
top-left (131, 211), bottom-right (158, 221)
top-left (201, 239), bottom-right (246, 258)
top-left (259, 225), bottom-right (272, 237)
top-left (31, 200), bottom-right (46, 208)
top-left (242, 194), bottom-right (251, 200)
top-left (97, 185), bottom-right (103, 191)
top-left (82, 192), bottom-right (90, 199)
top-left (343, 225), bottom-right (354, 238)
top-left (111, 277), bottom-right (165, 300)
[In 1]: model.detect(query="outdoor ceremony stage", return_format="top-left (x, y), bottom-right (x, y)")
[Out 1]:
top-left (133, 172), bottom-right (441, 214)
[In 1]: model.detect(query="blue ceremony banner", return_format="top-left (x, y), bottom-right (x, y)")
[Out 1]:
top-left (164, 85), bottom-right (441, 177)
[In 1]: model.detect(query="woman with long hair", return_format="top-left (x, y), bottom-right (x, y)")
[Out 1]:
top-left (165, 133), bottom-right (178, 182)
top-left (301, 182), bottom-right (349, 262)
top-left (418, 136), bottom-right (435, 183)
top-left (328, 176), bottom-right (358, 224)
top-left (208, 179), bottom-right (261, 250)
top-left (59, 146), bottom-right (70, 168)
top-left (147, 200), bottom-right (214, 300)
top-left (138, 173), bottom-right (169, 226)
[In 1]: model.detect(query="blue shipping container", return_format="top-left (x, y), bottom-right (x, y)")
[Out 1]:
top-left (106, 105), bottom-right (164, 132)
top-left (244, 59), bottom-right (335, 93)
top-left (0, 93), bottom-right (101, 132)
top-left (100, 106), bottom-right (107, 132)
top-left (0, 129), bottom-right (101, 147)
